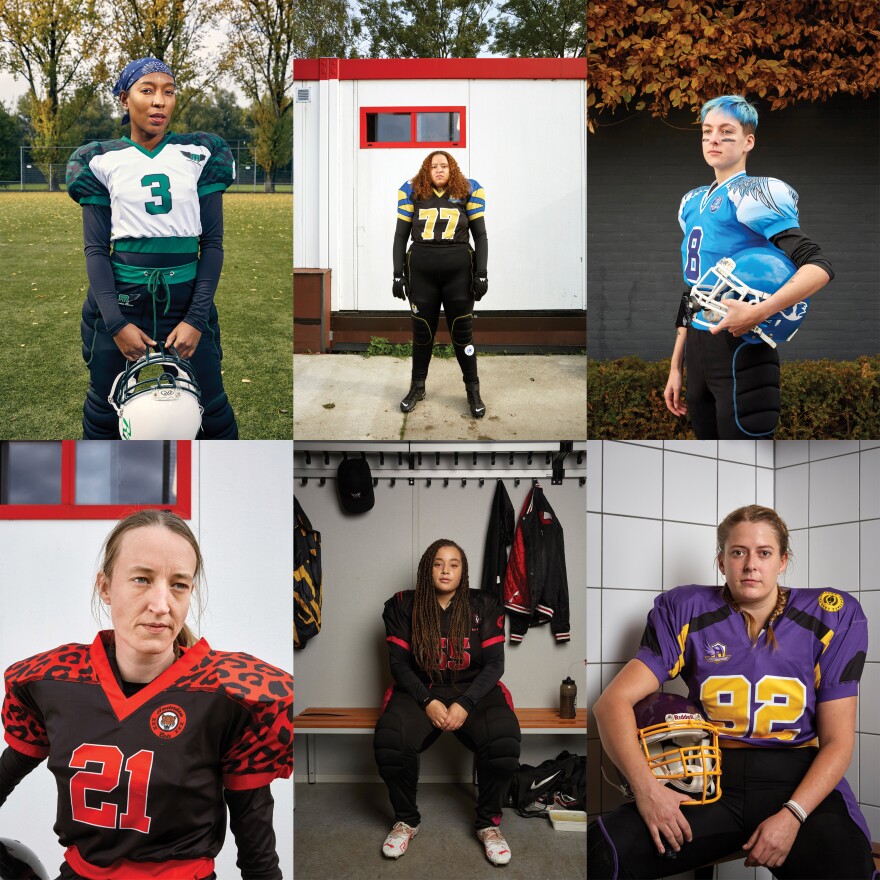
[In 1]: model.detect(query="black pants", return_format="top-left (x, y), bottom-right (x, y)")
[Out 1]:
top-left (80, 283), bottom-right (238, 440)
top-left (406, 244), bottom-right (478, 384)
top-left (686, 326), bottom-right (780, 439)
top-left (589, 748), bottom-right (876, 880)
top-left (373, 686), bottom-right (521, 830)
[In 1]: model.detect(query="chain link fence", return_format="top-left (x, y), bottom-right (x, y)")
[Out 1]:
top-left (1, 142), bottom-right (291, 192)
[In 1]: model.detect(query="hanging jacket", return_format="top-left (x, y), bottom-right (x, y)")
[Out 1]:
top-left (294, 496), bottom-right (322, 649)
top-left (480, 480), bottom-right (515, 604)
top-left (503, 484), bottom-right (570, 643)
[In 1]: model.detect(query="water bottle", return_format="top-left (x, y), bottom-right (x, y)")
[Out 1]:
top-left (560, 676), bottom-right (577, 719)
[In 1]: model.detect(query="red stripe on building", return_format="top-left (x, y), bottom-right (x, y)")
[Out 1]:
top-left (294, 57), bottom-right (586, 81)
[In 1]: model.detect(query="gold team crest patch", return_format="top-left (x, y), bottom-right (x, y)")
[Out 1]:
top-left (818, 591), bottom-right (844, 613)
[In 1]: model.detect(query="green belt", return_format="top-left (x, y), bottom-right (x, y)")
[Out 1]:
top-left (112, 260), bottom-right (198, 340)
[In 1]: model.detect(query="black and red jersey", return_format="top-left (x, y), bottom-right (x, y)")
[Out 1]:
top-left (382, 590), bottom-right (506, 713)
top-left (2, 631), bottom-right (292, 879)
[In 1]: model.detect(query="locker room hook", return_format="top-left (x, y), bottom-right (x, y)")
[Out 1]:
top-left (305, 451), bottom-right (311, 465)
top-left (319, 477), bottom-right (326, 487)
top-left (514, 478), bottom-right (520, 487)
top-left (443, 478), bottom-right (449, 488)
top-left (373, 478), bottom-right (379, 487)
top-left (490, 453), bottom-right (495, 465)
top-left (300, 477), bottom-right (308, 486)
top-left (426, 478), bottom-right (432, 488)
top-left (479, 479), bottom-right (484, 488)
top-left (323, 452), bottom-right (329, 465)
top-left (461, 478), bottom-right (467, 487)
top-left (579, 477), bottom-right (586, 487)
top-left (390, 478), bottom-right (396, 487)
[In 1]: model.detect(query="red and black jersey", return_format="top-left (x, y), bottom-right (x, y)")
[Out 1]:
top-left (382, 590), bottom-right (506, 713)
top-left (2, 631), bottom-right (292, 879)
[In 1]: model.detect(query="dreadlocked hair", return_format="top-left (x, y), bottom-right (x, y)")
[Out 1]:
top-left (717, 505), bottom-right (792, 650)
top-left (411, 151), bottom-right (471, 202)
top-left (411, 539), bottom-right (471, 684)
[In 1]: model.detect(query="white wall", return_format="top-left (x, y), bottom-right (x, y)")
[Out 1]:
top-left (293, 443), bottom-right (586, 783)
top-left (0, 441), bottom-right (293, 879)
top-left (587, 439), bottom-right (880, 880)
top-left (294, 75), bottom-right (587, 312)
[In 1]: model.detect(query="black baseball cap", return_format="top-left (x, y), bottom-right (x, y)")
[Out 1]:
top-left (337, 458), bottom-right (375, 514)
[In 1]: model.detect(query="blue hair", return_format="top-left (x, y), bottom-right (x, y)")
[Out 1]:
top-left (700, 95), bottom-right (758, 133)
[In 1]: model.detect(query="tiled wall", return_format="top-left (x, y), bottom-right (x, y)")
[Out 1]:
top-left (587, 440), bottom-right (880, 880)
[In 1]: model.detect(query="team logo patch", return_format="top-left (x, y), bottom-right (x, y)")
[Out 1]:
top-left (117, 292), bottom-right (141, 307)
top-left (150, 704), bottom-right (187, 739)
top-left (180, 150), bottom-right (206, 163)
top-left (464, 344), bottom-right (474, 356)
top-left (497, 614), bottom-right (504, 630)
top-left (709, 195), bottom-right (723, 213)
top-left (704, 641), bottom-right (731, 663)
top-left (818, 591), bottom-right (844, 613)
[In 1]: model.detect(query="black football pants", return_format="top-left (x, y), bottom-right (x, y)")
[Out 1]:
top-left (686, 326), bottom-right (780, 439)
top-left (588, 747), bottom-right (877, 880)
top-left (373, 686), bottom-right (521, 830)
top-left (80, 283), bottom-right (238, 440)
top-left (406, 244), bottom-right (478, 384)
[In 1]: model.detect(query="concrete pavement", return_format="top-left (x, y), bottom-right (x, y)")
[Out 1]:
top-left (294, 354), bottom-right (586, 440)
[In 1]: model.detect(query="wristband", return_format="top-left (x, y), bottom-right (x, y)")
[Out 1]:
top-left (783, 800), bottom-right (806, 825)
top-left (421, 695), bottom-right (434, 709)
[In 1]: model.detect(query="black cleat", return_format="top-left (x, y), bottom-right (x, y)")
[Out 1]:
top-left (400, 380), bottom-right (426, 413)
top-left (465, 381), bottom-right (486, 418)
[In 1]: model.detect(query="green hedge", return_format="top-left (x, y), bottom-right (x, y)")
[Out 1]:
top-left (588, 355), bottom-right (880, 439)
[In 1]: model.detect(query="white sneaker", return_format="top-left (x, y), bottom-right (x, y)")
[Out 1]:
top-left (382, 821), bottom-right (419, 858)
top-left (477, 826), bottom-right (512, 865)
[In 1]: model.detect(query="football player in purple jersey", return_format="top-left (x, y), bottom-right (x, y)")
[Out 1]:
top-left (1, 510), bottom-right (292, 880)
top-left (373, 539), bottom-right (521, 865)
top-left (588, 505), bottom-right (876, 879)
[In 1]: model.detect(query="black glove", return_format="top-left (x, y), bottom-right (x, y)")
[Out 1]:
top-left (472, 276), bottom-right (488, 301)
top-left (392, 276), bottom-right (408, 300)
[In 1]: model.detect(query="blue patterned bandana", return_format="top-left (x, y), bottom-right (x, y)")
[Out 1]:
top-left (113, 58), bottom-right (175, 124)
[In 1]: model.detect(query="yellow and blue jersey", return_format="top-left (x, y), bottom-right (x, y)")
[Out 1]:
top-left (397, 178), bottom-right (485, 246)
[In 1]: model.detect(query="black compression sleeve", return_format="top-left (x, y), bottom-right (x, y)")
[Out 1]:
top-left (82, 204), bottom-right (128, 336)
top-left (224, 786), bottom-right (282, 880)
top-left (393, 217), bottom-right (411, 276)
top-left (770, 228), bottom-right (834, 281)
top-left (675, 290), bottom-right (691, 328)
top-left (0, 746), bottom-right (44, 809)
top-left (469, 216), bottom-right (488, 276)
top-left (188, 191), bottom-right (224, 332)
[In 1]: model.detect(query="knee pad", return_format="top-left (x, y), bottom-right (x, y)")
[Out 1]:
top-left (732, 343), bottom-right (780, 436)
top-left (374, 717), bottom-right (408, 776)
top-left (199, 393), bottom-right (238, 439)
top-left (483, 707), bottom-right (522, 770)
top-left (83, 388), bottom-right (121, 439)
top-left (411, 314), bottom-right (434, 347)
top-left (588, 820), bottom-right (618, 880)
top-left (449, 313), bottom-right (473, 348)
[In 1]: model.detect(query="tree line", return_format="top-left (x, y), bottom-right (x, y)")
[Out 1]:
top-left (0, 0), bottom-right (292, 190)
top-left (294, 0), bottom-right (587, 59)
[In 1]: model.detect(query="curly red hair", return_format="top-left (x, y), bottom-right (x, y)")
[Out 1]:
top-left (411, 151), bottom-right (471, 201)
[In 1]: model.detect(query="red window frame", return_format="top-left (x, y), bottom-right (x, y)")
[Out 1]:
top-left (0, 441), bottom-right (192, 520)
top-left (360, 106), bottom-right (466, 149)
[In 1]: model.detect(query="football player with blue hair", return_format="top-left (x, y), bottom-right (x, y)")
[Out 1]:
top-left (66, 57), bottom-right (238, 439)
top-left (663, 94), bottom-right (834, 438)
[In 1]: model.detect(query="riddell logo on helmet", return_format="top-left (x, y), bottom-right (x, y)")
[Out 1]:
top-left (666, 712), bottom-right (703, 723)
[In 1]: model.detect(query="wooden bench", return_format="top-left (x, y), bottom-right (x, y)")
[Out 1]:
top-left (295, 706), bottom-right (586, 783)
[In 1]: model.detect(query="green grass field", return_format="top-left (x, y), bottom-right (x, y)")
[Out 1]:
top-left (0, 193), bottom-right (292, 439)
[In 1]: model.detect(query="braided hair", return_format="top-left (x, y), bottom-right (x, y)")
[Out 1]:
top-left (411, 539), bottom-right (471, 683)
top-left (717, 505), bottom-right (791, 649)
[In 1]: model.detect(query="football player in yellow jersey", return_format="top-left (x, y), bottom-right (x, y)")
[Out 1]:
top-left (394, 151), bottom-right (488, 418)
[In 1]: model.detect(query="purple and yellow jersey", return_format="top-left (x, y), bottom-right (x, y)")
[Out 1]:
top-left (397, 178), bottom-right (485, 245)
top-left (677, 172), bottom-right (800, 286)
top-left (635, 585), bottom-right (866, 748)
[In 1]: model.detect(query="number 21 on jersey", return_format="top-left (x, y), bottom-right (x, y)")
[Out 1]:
top-left (700, 674), bottom-right (806, 740)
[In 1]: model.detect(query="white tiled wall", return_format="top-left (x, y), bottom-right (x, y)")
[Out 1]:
top-left (587, 440), bottom-right (880, 878)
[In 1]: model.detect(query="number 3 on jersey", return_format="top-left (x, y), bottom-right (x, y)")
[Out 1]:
top-left (141, 173), bottom-right (172, 215)
top-left (69, 744), bottom-right (154, 833)
top-left (700, 674), bottom-right (806, 740)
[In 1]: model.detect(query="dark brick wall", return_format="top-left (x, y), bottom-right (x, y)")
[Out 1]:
top-left (587, 94), bottom-right (880, 361)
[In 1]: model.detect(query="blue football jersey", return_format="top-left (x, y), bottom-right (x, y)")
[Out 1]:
top-left (678, 172), bottom-right (800, 286)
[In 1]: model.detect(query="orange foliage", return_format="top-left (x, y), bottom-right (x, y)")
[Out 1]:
top-left (587, 0), bottom-right (880, 131)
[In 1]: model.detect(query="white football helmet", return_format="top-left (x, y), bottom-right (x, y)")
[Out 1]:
top-left (109, 345), bottom-right (202, 440)
top-left (689, 248), bottom-right (807, 348)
